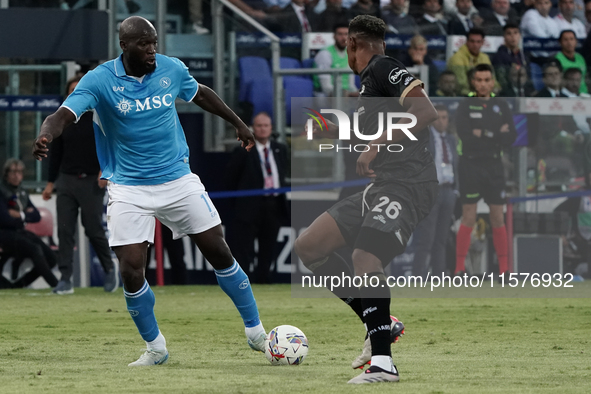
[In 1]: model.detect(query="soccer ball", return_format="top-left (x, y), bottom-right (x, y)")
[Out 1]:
top-left (264, 325), bottom-right (309, 365)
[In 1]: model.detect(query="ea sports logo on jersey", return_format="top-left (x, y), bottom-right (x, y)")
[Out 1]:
top-left (159, 77), bottom-right (171, 88)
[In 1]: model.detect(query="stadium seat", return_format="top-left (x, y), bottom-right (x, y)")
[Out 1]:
top-left (279, 57), bottom-right (301, 70)
top-left (355, 74), bottom-right (361, 89)
top-left (432, 59), bottom-right (447, 73)
top-left (284, 77), bottom-right (314, 125)
top-left (248, 78), bottom-right (274, 120)
top-left (301, 58), bottom-right (315, 69)
top-left (239, 56), bottom-right (272, 103)
top-left (530, 62), bottom-right (544, 92)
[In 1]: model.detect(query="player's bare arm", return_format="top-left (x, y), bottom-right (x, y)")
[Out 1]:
top-left (356, 86), bottom-right (438, 177)
top-left (192, 83), bottom-right (255, 151)
top-left (33, 107), bottom-right (76, 161)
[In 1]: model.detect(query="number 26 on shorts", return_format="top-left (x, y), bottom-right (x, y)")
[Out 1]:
top-left (372, 196), bottom-right (401, 219)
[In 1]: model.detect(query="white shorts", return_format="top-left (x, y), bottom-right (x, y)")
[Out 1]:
top-left (106, 173), bottom-right (221, 247)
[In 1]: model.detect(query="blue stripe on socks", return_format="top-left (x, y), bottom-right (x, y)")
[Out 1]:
top-left (124, 280), bottom-right (160, 342)
top-left (215, 260), bottom-right (261, 328)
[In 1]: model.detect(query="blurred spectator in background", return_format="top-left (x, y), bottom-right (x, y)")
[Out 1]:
top-left (448, 0), bottom-right (482, 35)
top-left (586, 0), bottom-right (591, 32)
top-left (267, 0), bottom-right (317, 32)
top-left (399, 35), bottom-right (440, 92)
top-left (562, 67), bottom-right (591, 96)
top-left (348, 0), bottom-right (380, 19)
top-left (43, 75), bottom-right (117, 295)
top-left (555, 29), bottom-right (589, 92)
top-left (399, 34), bottom-right (434, 66)
top-left (0, 159), bottom-right (58, 289)
top-left (264, 0), bottom-right (294, 12)
top-left (225, 112), bottom-right (288, 284)
top-left (509, 0), bottom-right (536, 17)
top-left (554, 0), bottom-right (587, 38)
top-left (417, 0), bottom-right (449, 35)
top-left (411, 105), bottom-right (459, 278)
top-left (492, 23), bottom-right (527, 90)
top-left (492, 23), bottom-right (526, 67)
top-left (443, 0), bottom-right (479, 19)
top-left (447, 28), bottom-right (492, 95)
top-left (435, 70), bottom-right (459, 96)
top-left (381, 0), bottom-right (419, 34)
top-left (313, 23), bottom-right (358, 96)
top-left (188, 0), bottom-right (210, 34)
top-left (481, 0), bottom-right (519, 35)
top-left (520, 0), bottom-right (560, 60)
top-left (499, 63), bottom-right (536, 95)
top-left (315, 0), bottom-right (350, 31)
top-left (535, 61), bottom-right (568, 96)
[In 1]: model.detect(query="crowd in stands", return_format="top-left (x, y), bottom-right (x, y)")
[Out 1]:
top-left (11, 0), bottom-right (591, 98)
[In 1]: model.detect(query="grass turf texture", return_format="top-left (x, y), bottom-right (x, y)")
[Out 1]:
top-left (1, 284), bottom-right (590, 394)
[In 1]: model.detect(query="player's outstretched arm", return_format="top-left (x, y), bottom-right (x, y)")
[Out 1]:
top-left (192, 84), bottom-right (255, 151)
top-left (33, 107), bottom-right (75, 161)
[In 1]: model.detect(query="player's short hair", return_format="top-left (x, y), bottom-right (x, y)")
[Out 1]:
top-left (3, 158), bottom-right (24, 179)
top-left (466, 27), bottom-right (485, 39)
top-left (434, 104), bottom-right (448, 113)
top-left (469, 63), bottom-right (494, 79)
top-left (333, 22), bottom-right (349, 32)
top-left (503, 22), bottom-right (520, 33)
top-left (564, 67), bottom-right (582, 79)
top-left (348, 15), bottom-right (387, 42)
top-left (410, 35), bottom-right (428, 48)
top-left (559, 29), bottom-right (576, 41)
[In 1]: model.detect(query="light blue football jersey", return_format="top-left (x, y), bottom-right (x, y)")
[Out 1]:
top-left (61, 54), bottom-right (198, 185)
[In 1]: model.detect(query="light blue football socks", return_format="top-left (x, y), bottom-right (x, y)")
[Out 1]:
top-left (214, 259), bottom-right (261, 328)
top-left (124, 280), bottom-right (161, 343)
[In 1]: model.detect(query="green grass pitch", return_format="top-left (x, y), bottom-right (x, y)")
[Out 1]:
top-left (1, 284), bottom-right (590, 393)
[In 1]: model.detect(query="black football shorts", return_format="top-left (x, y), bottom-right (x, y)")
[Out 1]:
top-left (327, 180), bottom-right (438, 265)
top-left (459, 157), bottom-right (506, 205)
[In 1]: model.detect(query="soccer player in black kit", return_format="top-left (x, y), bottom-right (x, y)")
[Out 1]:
top-left (294, 15), bottom-right (439, 384)
top-left (454, 64), bottom-right (517, 278)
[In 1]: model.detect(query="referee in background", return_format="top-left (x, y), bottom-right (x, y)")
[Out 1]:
top-left (454, 64), bottom-right (517, 278)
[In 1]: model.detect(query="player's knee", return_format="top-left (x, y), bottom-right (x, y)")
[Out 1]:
top-left (120, 263), bottom-right (144, 291)
top-left (351, 249), bottom-right (383, 276)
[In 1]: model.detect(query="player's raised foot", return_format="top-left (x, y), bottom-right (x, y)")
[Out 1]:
top-left (348, 365), bottom-right (400, 384)
top-left (128, 349), bottom-right (169, 366)
top-left (352, 316), bottom-right (405, 369)
top-left (52, 280), bottom-right (74, 295)
top-left (247, 331), bottom-right (267, 352)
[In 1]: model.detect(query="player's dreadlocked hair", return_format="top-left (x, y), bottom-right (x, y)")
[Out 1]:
top-left (348, 15), bottom-right (387, 42)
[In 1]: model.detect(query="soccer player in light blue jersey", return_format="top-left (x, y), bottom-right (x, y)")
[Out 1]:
top-left (33, 16), bottom-right (267, 366)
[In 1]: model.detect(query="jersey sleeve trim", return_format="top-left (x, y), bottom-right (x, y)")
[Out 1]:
top-left (186, 83), bottom-right (199, 102)
top-left (399, 79), bottom-right (424, 106)
top-left (60, 105), bottom-right (81, 123)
